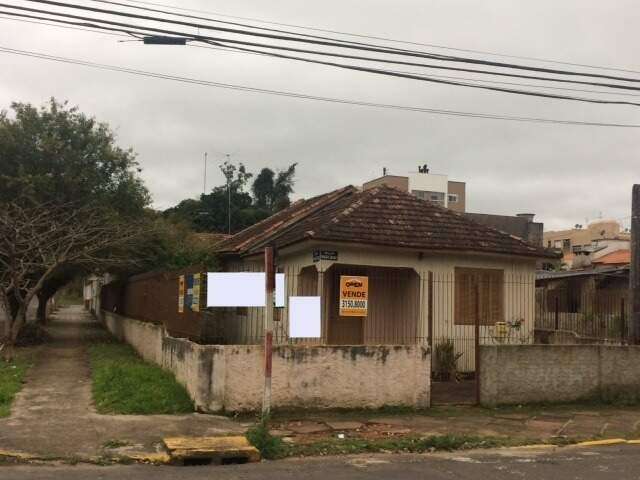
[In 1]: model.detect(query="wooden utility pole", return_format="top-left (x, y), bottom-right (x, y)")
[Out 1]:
top-left (631, 185), bottom-right (640, 344)
top-left (262, 246), bottom-right (275, 416)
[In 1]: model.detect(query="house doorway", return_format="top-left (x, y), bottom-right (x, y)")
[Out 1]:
top-left (324, 264), bottom-right (420, 345)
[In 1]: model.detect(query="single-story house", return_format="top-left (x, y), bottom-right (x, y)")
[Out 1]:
top-left (214, 185), bottom-right (556, 371)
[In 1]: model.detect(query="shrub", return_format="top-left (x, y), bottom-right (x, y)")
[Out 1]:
top-left (434, 340), bottom-right (463, 381)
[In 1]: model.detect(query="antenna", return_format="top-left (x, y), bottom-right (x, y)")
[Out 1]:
top-left (203, 152), bottom-right (208, 195)
top-left (227, 153), bottom-right (232, 234)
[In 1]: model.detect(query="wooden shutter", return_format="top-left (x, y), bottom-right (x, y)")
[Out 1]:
top-left (455, 267), bottom-right (504, 326)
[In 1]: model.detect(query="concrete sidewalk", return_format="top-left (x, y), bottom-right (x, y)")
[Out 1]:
top-left (3, 305), bottom-right (640, 464)
top-left (267, 404), bottom-right (640, 446)
top-left (0, 306), bottom-right (244, 461)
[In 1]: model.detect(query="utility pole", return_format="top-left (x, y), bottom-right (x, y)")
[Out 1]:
top-left (203, 152), bottom-right (208, 195)
top-left (262, 246), bottom-right (275, 417)
top-left (631, 185), bottom-right (640, 343)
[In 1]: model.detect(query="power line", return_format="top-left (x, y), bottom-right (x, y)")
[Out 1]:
top-left (19, 0), bottom-right (640, 84)
top-left (4, 6), bottom-right (640, 96)
top-left (1, 44), bottom-right (638, 128)
top-left (2, 13), bottom-right (636, 100)
top-left (202, 40), bottom-right (640, 107)
top-left (86, 0), bottom-right (640, 76)
top-left (0, 12), bottom-right (127, 36)
top-left (190, 44), bottom-right (640, 99)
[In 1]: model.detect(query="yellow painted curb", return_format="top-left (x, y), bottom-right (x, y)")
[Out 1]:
top-left (509, 444), bottom-right (556, 450)
top-left (126, 453), bottom-right (171, 464)
top-left (625, 439), bottom-right (640, 445)
top-left (575, 439), bottom-right (627, 447)
top-left (0, 449), bottom-right (39, 460)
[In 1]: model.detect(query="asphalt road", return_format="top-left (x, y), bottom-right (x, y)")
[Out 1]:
top-left (3, 445), bottom-right (640, 479)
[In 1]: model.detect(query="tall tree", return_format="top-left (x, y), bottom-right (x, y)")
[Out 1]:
top-left (0, 201), bottom-right (145, 358)
top-left (252, 163), bottom-right (297, 213)
top-left (0, 98), bottom-right (150, 333)
top-left (0, 98), bottom-right (149, 212)
top-left (164, 161), bottom-right (270, 234)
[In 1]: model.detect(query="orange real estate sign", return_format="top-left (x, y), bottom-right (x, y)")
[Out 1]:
top-left (339, 275), bottom-right (368, 317)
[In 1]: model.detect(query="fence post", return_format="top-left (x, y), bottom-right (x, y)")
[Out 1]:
top-left (262, 246), bottom-right (275, 417)
top-left (475, 283), bottom-right (481, 405)
top-left (554, 296), bottom-right (559, 331)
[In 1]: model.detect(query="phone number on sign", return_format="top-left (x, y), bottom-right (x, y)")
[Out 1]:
top-left (340, 299), bottom-right (367, 309)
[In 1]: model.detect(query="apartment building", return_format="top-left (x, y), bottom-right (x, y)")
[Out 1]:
top-left (362, 165), bottom-right (466, 212)
top-left (543, 219), bottom-right (630, 267)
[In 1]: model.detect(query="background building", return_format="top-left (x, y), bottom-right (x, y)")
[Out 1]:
top-left (363, 167), bottom-right (543, 247)
top-left (543, 219), bottom-right (630, 268)
top-left (363, 165), bottom-right (466, 212)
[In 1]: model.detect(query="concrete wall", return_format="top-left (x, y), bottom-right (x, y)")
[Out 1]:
top-left (102, 311), bottom-right (430, 412)
top-left (480, 345), bottom-right (640, 406)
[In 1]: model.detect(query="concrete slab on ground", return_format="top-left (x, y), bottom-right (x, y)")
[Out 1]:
top-left (0, 306), bottom-right (243, 461)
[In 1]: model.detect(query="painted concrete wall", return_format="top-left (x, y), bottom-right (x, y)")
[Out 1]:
top-left (102, 311), bottom-right (430, 412)
top-left (480, 345), bottom-right (640, 406)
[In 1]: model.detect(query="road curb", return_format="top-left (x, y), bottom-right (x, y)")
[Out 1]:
top-left (575, 439), bottom-right (629, 447)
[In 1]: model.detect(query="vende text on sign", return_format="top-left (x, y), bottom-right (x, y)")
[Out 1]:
top-left (339, 275), bottom-right (368, 317)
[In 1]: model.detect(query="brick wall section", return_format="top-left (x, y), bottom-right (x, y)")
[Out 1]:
top-left (480, 345), bottom-right (640, 406)
top-left (102, 311), bottom-right (431, 412)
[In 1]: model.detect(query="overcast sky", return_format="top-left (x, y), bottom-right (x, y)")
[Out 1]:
top-left (1, 0), bottom-right (639, 231)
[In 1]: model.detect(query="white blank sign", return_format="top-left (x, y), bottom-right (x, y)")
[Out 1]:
top-left (206, 272), bottom-right (285, 307)
top-left (289, 296), bottom-right (321, 338)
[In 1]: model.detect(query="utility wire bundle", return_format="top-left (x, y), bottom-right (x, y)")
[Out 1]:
top-left (1, 0), bottom-right (639, 126)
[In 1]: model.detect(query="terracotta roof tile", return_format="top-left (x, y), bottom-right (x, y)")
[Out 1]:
top-left (217, 185), bottom-right (558, 259)
top-left (592, 249), bottom-right (631, 265)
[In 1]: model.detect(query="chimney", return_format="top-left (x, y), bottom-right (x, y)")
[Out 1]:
top-left (517, 213), bottom-right (535, 223)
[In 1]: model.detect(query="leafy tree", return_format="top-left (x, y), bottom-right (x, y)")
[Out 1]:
top-left (0, 99), bottom-right (151, 335)
top-left (0, 98), bottom-right (149, 213)
top-left (252, 164), bottom-right (297, 213)
top-left (164, 161), bottom-right (269, 234)
top-left (0, 201), bottom-right (145, 358)
top-left (165, 162), bottom-right (297, 233)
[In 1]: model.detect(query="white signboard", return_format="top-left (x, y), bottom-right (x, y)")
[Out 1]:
top-left (207, 272), bottom-right (285, 308)
top-left (289, 296), bottom-right (321, 338)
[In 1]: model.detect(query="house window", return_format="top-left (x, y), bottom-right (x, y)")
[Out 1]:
top-left (412, 190), bottom-right (445, 205)
top-left (562, 239), bottom-right (571, 251)
top-left (454, 267), bottom-right (504, 325)
top-left (572, 245), bottom-right (582, 253)
top-left (448, 193), bottom-right (458, 203)
top-left (547, 240), bottom-right (552, 248)
top-left (554, 240), bottom-right (562, 249)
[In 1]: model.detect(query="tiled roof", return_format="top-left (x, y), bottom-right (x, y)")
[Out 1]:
top-left (217, 185), bottom-right (558, 259)
top-left (592, 249), bottom-right (631, 265)
top-left (193, 233), bottom-right (231, 245)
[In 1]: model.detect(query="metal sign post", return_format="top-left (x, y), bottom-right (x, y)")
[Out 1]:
top-left (262, 246), bottom-right (275, 416)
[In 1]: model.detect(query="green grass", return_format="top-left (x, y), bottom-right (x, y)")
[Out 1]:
top-left (245, 421), bottom-right (543, 460)
top-left (0, 356), bottom-right (30, 417)
top-left (246, 417), bottom-right (285, 460)
top-left (88, 342), bottom-right (194, 414)
top-left (244, 413), bottom-right (552, 460)
top-left (284, 435), bottom-right (530, 458)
